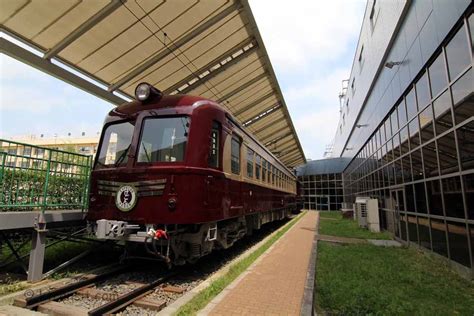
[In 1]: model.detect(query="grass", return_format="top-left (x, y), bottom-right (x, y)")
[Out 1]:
top-left (175, 212), bottom-right (305, 316)
top-left (0, 238), bottom-right (121, 296)
top-left (319, 211), bottom-right (391, 240)
top-left (316, 242), bottom-right (474, 315)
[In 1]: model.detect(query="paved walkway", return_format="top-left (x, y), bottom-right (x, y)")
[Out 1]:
top-left (200, 211), bottom-right (319, 316)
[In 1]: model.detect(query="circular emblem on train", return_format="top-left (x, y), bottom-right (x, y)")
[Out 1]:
top-left (115, 185), bottom-right (137, 212)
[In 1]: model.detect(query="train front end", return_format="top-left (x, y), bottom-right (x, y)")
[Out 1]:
top-left (87, 83), bottom-right (222, 265)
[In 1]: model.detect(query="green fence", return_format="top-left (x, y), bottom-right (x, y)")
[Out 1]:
top-left (0, 139), bottom-right (92, 212)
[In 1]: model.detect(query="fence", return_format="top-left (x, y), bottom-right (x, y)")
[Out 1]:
top-left (0, 139), bottom-right (92, 212)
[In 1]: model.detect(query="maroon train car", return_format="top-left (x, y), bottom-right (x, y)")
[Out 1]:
top-left (87, 83), bottom-right (298, 265)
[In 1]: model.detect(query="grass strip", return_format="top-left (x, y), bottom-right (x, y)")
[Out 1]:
top-left (319, 211), bottom-right (391, 240)
top-left (316, 242), bottom-right (474, 315)
top-left (175, 211), bottom-right (306, 316)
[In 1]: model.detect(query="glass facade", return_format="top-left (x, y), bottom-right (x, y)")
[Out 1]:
top-left (299, 173), bottom-right (344, 211)
top-left (343, 14), bottom-right (473, 270)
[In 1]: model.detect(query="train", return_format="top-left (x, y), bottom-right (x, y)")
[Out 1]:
top-left (87, 83), bottom-right (300, 265)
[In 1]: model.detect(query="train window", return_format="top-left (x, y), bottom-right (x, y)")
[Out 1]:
top-left (96, 121), bottom-right (135, 168)
top-left (231, 137), bottom-right (241, 174)
top-left (208, 121), bottom-right (220, 168)
top-left (255, 155), bottom-right (261, 180)
top-left (272, 166), bottom-right (276, 185)
top-left (247, 147), bottom-right (254, 178)
top-left (137, 116), bottom-right (189, 163)
top-left (262, 159), bottom-right (267, 182)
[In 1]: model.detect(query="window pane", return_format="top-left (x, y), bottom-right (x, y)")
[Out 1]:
top-left (406, 87), bottom-right (418, 120)
top-left (247, 148), bottom-right (254, 178)
top-left (447, 221), bottom-right (470, 267)
top-left (391, 110), bottom-right (399, 134)
top-left (231, 138), bottom-right (241, 174)
top-left (442, 176), bottom-right (465, 219)
top-left (452, 69), bottom-right (473, 125)
top-left (470, 13), bottom-right (474, 48)
top-left (437, 132), bottom-right (458, 175)
top-left (445, 25), bottom-right (471, 80)
top-left (407, 215), bottom-right (418, 244)
top-left (433, 90), bottom-right (453, 135)
top-left (408, 118), bottom-right (420, 148)
top-left (422, 142), bottom-right (439, 178)
top-left (97, 121), bottom-right (134, 167)
top-left (463, 173), bottom-right (474, 220)
top-left (138, 117), bottom-right (189, 163)
top-left (419, 105), bottom-right (435, 144)
top-left (429, 53), bottom-right (448, 97)
top-left (255, 155), bottom-right (261, 180)
top-left (427, 179), bottom-right (443, 215)
top-left (430, 218), bottom-right (448, 257)
top-left (414, 182), bottom-right (427, 213)
top-left (398, 101), bottom-right (408, 127)
top-left (416, 72), bottom-right (431, 109)
top-left (456, 121), bottom-right (474, 171)
top-left (411, 149), bottom-right (424, 180)
top-left (418, 217), bottom-right (431, 250)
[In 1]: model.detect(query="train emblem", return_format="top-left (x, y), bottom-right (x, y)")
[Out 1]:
top-left (115, 185), bottom-right (137, 212)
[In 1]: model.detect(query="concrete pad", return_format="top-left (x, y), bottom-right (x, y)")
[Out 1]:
top-left (368, 239), bottom-right (402, 247)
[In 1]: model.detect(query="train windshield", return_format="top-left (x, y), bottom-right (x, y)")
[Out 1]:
top-left (137, 116), bottom-right (190, 163)
top-left (96, 121), bottom-right (135, 168)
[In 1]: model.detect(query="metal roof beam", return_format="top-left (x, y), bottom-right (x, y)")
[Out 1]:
top-left (273, 138), bottom-right (294, 150)
top-left (176, 41), bottom-right (258, 95)
top-left (260, 126), bottom-right (290, 143)
top-left (243, 102), bottom-right (280, 127)
top-left (43, 0), bottom-right (125, 60)
top-left (264, 132), bottom-right (293, 147)
top-left (282, 152), bottom-right (302, 162)
top-left (254, 116), bottom-right (286, 135)
top-left (217, 72), bottom-right (267, 103)
top-left (234, 91), bottom-right (274, 117)
top-left (108, 2), bottom-right (240, 92)
top-left (0, 38), bottom-right (125, 105)
top-left (276, 144), bottom-right (297, 156)
top-left (164, 38), bottom-right (256, 94)
top-left (284, 154), bottom-right (302, 165)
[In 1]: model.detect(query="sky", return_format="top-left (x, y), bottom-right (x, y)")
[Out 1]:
top-left (0, 0), bottom-right (366, 161)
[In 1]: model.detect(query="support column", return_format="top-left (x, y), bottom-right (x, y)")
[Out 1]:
top-left (27, 229), bottom-right (47, 282)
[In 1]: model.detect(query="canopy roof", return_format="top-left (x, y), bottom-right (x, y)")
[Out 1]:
top-left (1, 0), bottom-right (305, 167)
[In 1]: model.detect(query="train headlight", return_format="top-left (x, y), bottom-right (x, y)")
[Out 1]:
top-left (135, 82), bottom-right (163, 102)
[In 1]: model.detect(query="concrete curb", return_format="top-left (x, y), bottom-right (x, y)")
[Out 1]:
top-left (301, 211), bottom-right (320, 316)
top-left (158, 212), bottom-right (306, 316)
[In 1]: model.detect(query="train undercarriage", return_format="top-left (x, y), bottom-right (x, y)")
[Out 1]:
top-left (90, 208), bottom-right (292, 266)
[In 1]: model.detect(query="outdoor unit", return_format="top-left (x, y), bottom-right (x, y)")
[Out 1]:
top-left (354, 197), bottom-right (380, 232)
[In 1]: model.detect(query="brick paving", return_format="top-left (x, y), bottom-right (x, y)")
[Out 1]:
top-left (202, 211), bottom-right (319, 316)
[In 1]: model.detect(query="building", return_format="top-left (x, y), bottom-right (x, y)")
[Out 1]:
top-left (329, 0), bottom-right (473, 275)
top-left (296, 158), bottom-right (350, 211)
top-left (4, 134), bottom-right (100, 157)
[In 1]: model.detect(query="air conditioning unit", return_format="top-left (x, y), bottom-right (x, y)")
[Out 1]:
top-left (354, 197), bottom-right (380, 232)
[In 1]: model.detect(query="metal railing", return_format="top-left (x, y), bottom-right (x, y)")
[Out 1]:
top-left (0, 139), bottom-right (92, 212)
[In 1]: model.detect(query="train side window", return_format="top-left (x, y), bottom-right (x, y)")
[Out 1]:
top-left (272, 165), bottom-right (276, 185)
top-left (231, 137), bottom-right (241, 174)
top-left (255, 155), bottom-right (261, 180)
top-left (208, 121), bottom-right (220, 168)
top-left (262, 159), bottom-right (267, 182)
top-left (247, 147), bottom-right (254, 178)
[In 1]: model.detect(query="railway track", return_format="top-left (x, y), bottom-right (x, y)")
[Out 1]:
top-left (14, 264), bottom-right (183, 315)
top-left (9, 218), bottom-right (292, 315)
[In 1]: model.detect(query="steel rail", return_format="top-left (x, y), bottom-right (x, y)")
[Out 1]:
top-left (87, 271), bottom-right (177, 316)
top-left (24, 264), bottom-right (131, 309)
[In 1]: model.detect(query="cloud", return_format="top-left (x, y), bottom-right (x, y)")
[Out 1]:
top-left (249, 0), bottom-right (365, 159)
top-left (249, 0), bottom-right (366, 71)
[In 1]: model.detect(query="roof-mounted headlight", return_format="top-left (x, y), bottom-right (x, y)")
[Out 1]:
top-left (135, 82), bottom-right (163, 102)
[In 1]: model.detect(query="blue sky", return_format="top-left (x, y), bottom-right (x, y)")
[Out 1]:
top-left (0, 0), bottom-right (366, 161)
